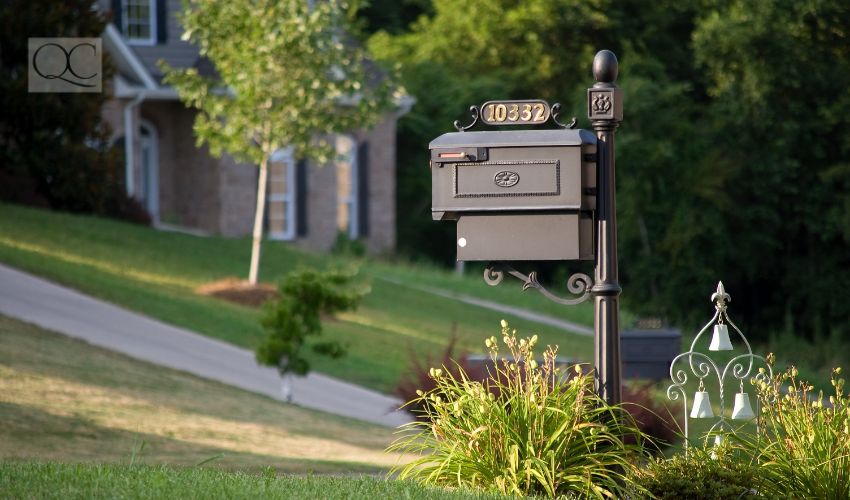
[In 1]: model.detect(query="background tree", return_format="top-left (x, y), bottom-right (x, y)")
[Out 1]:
top-left (691, 0), bottom-right (850, 339)
top-left (361, 0), bottom-right (850, 343)
top-left (366, 0), bottom-right (610, 263)
top-left (0, 0), bottom-right (145, 222)
top-left (164, 0), bottom-right (391, 285)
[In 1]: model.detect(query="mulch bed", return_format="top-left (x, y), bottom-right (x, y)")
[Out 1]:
top-left (195, 277), bottom-right (278, 308)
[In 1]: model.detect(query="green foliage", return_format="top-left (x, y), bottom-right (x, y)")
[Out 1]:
top-left (633, 446), bottom-right (762, 499)
top-left (0, 203), bottom-right (596, 394)
top-left (366, 0), bottom-right (610, 264)
top-left (331, 231), bottom-right (367, 257)
top-left (0, 0), bottom-right (145, 222)
top-left (255, 267), bottom-right (368, 376)
top-left (352, 0), bottom-right (434, 36)
top-left (390, 321), bottom-right (648, 499)
top-left (163, 0), bottom-right (391, 166)
top-left (689, 1), bottom-right (850, 340)
top-left (739, 364), bottom-right (850, 499)
top-left (0, 463), bottom-right (511, 500)
top-left (367, 1), bottom-right (850, 344)
top-left (163, 0), bottom-right (393, 283)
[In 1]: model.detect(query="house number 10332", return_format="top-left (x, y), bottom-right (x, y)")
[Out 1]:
top-left (481, 100), bottom-right (550, 126)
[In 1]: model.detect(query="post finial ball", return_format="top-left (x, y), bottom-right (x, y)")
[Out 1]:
top-left (592, 50), bottom-right (618, 84)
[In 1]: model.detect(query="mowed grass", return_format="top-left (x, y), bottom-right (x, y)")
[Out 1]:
top-left (0, 315), bottom-right (406, 473)
top-left (0, 463), bottom-right (510, 500)
top-left (0, 202), bottom-right (595, 393)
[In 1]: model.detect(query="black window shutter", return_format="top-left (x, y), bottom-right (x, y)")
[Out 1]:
top-left (357, 141), bottom-right (370, 237)
top-left (112, 0), bottom-right (122, 31)
top-left (156, 0), bottom-right (168, 43)
top-left (295, 159), bottom-right (308, 237)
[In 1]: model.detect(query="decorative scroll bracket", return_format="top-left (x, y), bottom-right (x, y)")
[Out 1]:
top-left (483, 262), bottom-right (593, 306)
top-left (452, 101), bottom-right (577, 131)
top-left (551, 103), bottom-right (578, 129)
top-left (453, 105), bottom-right (480, 132)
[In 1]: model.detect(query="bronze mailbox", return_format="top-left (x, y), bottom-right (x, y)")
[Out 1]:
top-left (429, 128), bottom-right (597, 261)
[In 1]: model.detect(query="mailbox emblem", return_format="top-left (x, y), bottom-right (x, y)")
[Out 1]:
top-left (493, 171), bottom-right (520, 188)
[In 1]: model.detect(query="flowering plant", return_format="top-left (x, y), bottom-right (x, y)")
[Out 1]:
top-left (389, 321), bottom-right (648, 499)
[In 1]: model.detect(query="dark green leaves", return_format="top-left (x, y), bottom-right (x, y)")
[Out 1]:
top-left (255, 267), bottom-right (368, 376)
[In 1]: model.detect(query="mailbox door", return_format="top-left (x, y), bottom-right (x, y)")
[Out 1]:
top-left (432, 146), bottom-right (585, 215)
top-left (429, 129), bottom-right (598, 218)
top-left (456, 213), bottom-right (594, 261)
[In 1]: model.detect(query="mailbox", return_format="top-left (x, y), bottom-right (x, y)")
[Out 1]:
top-left (430, 128), bottom-right (597, 261)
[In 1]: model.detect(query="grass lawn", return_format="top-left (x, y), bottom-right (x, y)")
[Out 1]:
top-left (0, 315), bottom-right (405, 473)
top-left (0, 463), bottom-right (509, 500)
top-left (0, 202), bottom-right (597, 393)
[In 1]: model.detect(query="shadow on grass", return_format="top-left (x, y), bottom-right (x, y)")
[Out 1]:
top-left (0, 401), bottom-right (385, 474)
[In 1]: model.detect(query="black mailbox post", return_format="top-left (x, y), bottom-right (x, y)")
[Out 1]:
top-left (429, 50), bottom-right (624, 405)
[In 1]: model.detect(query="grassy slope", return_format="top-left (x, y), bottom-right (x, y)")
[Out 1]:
top-left (0, 463), bottom-right (509, 500)
top-left (0, 202), bottom-right (596, 393)
top-left (0, 314), bottom-right (404, 473)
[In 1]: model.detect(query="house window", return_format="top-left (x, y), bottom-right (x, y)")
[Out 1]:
top-left (122, 0), bottom-right (157, 45)
top-left (267, 148), bottom-right (297, 240)
top-left (335, 135), bottom-right (359, 239)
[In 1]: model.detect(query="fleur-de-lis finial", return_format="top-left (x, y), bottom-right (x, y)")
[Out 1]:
top-left (711, 281), bottom-right (731, 310)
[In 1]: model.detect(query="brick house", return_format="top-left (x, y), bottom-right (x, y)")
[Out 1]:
top-left (99, 0), bottom-right (411, 254)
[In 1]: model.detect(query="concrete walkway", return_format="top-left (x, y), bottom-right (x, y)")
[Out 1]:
top-left (0, 264), bottom-right (410, 428)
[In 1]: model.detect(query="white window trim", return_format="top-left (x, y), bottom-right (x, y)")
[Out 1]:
top-left (267, 147), bottom-right (297, 241)
top-left (122, 0), bottom-right (158, 46)
top-left (138, 119), bottom-right (160, 223)
top-left (336, 135), bottom-right (359, 240)
top-left (348, 144), bottom-right (359, 240)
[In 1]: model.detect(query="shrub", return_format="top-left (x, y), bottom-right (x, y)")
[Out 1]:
top-left (255, 267), bottom-right (367, 377)
top-left (331, 231), bottom-right (367, 257)
top-left (740, 364), bottom-right (850, 499)
top-left (389, 321), bottom-right (649, 499)
top-left (621, 381), bottom-right (679, 451)
top-left (632, 445), bottom-right (762, 499)
top-left (395, 327), bottom-right (476, 419)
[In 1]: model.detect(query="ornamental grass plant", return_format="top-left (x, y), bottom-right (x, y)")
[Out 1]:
top-left (739, 363), bottom-right (850, 499)
top-left (389, 321), bottom-right (649, 499)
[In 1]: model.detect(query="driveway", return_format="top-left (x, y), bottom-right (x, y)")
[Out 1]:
top-left (0, 264), bottom-right (410, 428)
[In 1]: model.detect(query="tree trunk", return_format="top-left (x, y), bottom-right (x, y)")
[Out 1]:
top-left (248, 155), bottom-right (269, 285)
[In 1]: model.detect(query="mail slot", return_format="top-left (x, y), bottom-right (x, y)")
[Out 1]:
top-left (430, 127), bottom-right (597, 262)
top-left (430, 129), bottom-right (597, 221)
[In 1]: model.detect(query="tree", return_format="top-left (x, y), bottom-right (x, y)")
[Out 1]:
top-left (255, 267), bottom-right (367, 401)
top-left (366, 0), bottom-right (850, 343)
top-left (366, 0), bottom-right (610, 263)
top-left (0, 0), bottom-right (144, 222)
top-left (163, 0), bottom-right (391, 284)
top-left (691, 1), bottom-right (850, 339)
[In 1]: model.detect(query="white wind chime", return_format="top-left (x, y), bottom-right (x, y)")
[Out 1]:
top-left (667, 282), bottom-right (772, 449)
